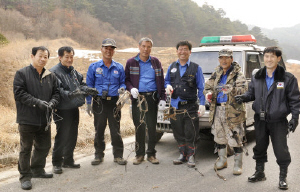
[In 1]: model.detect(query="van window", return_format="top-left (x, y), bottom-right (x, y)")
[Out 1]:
top-left (245, 53), bottom-right (260, 78)
top-left (190, 51), bottom-right (242, 77)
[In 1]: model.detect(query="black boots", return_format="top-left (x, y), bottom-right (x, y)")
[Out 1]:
top-left (248, 162), bottom-right (266, 182)
top-left (249, 164), bottom-right (289, 190)
top-left (279, 167), bottom-right (288, 190)
top-left (21, 180), bottom-right (32, 190)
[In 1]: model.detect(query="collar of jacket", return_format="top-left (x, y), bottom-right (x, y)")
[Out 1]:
top-left (30, 64), bottom-right (50, 78)
top-left (134, 53), bottom-right (151, 62)
top-left (59, 62), bottom-right (74, 73)
top-left (254, 65), bottom-right (285, 81)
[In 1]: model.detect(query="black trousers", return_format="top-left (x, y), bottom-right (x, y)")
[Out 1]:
top-left (170, 102), bottom-right (199, 156)
top-left (92, 97), bottom-right (124, 158)
top-left (132, 94), bottom-right (158, 157)
top-left (52, 108), bottom-right (79, 166)
top-left (18, 124), bottom-right (51, 182)
top-left (253, 115), bottom-right (291, 168)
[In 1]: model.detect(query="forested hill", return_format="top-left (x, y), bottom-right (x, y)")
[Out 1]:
top-left (0, 0), bottom-right (277, 48)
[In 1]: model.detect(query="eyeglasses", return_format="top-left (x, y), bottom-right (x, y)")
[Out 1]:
top-left (177, 48), bottom-right (190, 52)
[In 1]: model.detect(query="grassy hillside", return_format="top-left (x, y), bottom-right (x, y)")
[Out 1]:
top-left (0, 33), bottom-right (8, 45)
top-left (1, 38), bottom-right (299, 169)
top-left (0, 38), bottom-right (178, 169)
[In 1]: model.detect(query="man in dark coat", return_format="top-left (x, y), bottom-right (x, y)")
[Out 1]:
top-left (13, 46), bottom-right (60, 190)
top-left (50, 46), bottom-right (98, 174)
top-left (235, 47), bottom-right (300, 190)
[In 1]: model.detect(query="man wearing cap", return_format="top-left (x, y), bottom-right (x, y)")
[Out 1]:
top-left (165, 40), bottom-right (205, 168)
top-left (204, 48), bottom-right (247, 175)
top-left (125, 37), bottom-right (166, 165)
top-left (86, 38), bottom-right (127, 165)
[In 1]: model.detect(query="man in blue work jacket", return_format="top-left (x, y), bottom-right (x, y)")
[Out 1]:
top-left (165, 40), bottom-right (205, 168)
top-left (86, 38), bottom-right (127, 166)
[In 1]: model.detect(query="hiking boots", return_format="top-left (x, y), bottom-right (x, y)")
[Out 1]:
top-left (133, 156), bottom-right (144, 165)
top-left (114, 157), bottom-right (127, 165)
top-left (91, 157), bottom-right (104, 165)
top-left (147, 156), bottom-right (159, 164)
top-left (21, 180), bottom-right (32, 190)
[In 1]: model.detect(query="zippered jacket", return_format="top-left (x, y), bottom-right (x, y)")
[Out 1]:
top-left (242, 65), bottom-right (300, 122)
top-left (13, 65), bottom-right (60, 126)
top-left (50, 63), bottom-right (87, 110)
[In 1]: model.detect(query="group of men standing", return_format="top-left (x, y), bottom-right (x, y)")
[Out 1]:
top-left (13, 37), bottom-right (300, 191)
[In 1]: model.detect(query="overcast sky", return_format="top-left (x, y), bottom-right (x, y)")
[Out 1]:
top-left (192, 0), bottom-right (300, 29)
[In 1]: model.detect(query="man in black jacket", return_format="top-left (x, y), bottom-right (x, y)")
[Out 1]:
top-left (50, 46), bottom-right (98, 174)
top-left (235, 47), bottom-right (300, 190)
top-left (13, 46), bottom-right (60, 190)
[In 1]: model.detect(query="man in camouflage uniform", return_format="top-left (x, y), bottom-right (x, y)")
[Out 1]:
top-left (204, 48), bottom-right (247, 175)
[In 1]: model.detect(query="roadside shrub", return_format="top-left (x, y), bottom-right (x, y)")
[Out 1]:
top-left (0, 33), bottom-right (8, 45)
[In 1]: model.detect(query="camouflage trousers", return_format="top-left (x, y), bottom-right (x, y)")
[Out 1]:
top-left (211, 106), bottom-right (244, 148)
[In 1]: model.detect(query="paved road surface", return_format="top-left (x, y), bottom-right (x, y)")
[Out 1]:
top-left (0, 126), bottom-right (300, 192)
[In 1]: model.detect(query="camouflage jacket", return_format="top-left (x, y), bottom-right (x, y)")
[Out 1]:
top-left (204, 62), bottom-right (247, 129)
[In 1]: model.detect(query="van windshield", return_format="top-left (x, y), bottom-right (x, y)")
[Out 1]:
top-left (190, 51), bottom-right (243, 76)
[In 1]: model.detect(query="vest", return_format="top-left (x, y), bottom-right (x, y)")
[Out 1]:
top-left (170, 61), bottom-right (198, 101)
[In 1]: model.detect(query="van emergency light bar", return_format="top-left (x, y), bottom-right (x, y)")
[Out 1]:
top-left (199, 35), bottom-right (257, 46)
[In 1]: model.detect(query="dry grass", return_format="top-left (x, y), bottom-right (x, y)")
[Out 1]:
top-left (286, 63), bottom-right (300, 86)
top-left (2, 38), bottom-right (298, 169)
top-left (0, 39), bottom-right (176, 169)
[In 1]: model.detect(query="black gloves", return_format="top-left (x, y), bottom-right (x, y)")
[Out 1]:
top-left (288, 119), bottom-right (298, 133)
top-left (69, 88), bottom-right (98, 99)
top-left (68, 89), bottom-right (83, 99)
top-left (36, 100), bottom-right (50, 111)
top-left (234, 95), bottom-right (246, 104)
top-left (36, 99), bottom-right (54, 111)
top-left (85, 87), bottom-right (99, 96)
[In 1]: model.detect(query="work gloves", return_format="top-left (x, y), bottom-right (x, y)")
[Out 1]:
top-left (85, 87), bottom-right (99, 96)
top-left (36, 99), bottom-right (53, 111)
top-left (48, 101), bottom-right (54, 110)
top-left (68, 89), bottom-right (83, 99)
top-left (234, 95), bottom-right (247, 104)
top-left (158, 100), bottom-right (166, 111)
top-left (69, 88), bottom-right (99, 99)
top-left (198, 105), bottom-right (205, 117)
top-left (205, 92), bottom-right (212, 103)
top-left (166, 85), bottom-right (173, 95)
top-left (288, 119), bottom-right (298, 133)
top-left (37, 100), bottom-right (49, 111)
top-left (86, 104), bottom-right (93, 116)
top-left (118, 87), bottom-right (125, 95)
top-left (130, 88), bottom-right (139, 99)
